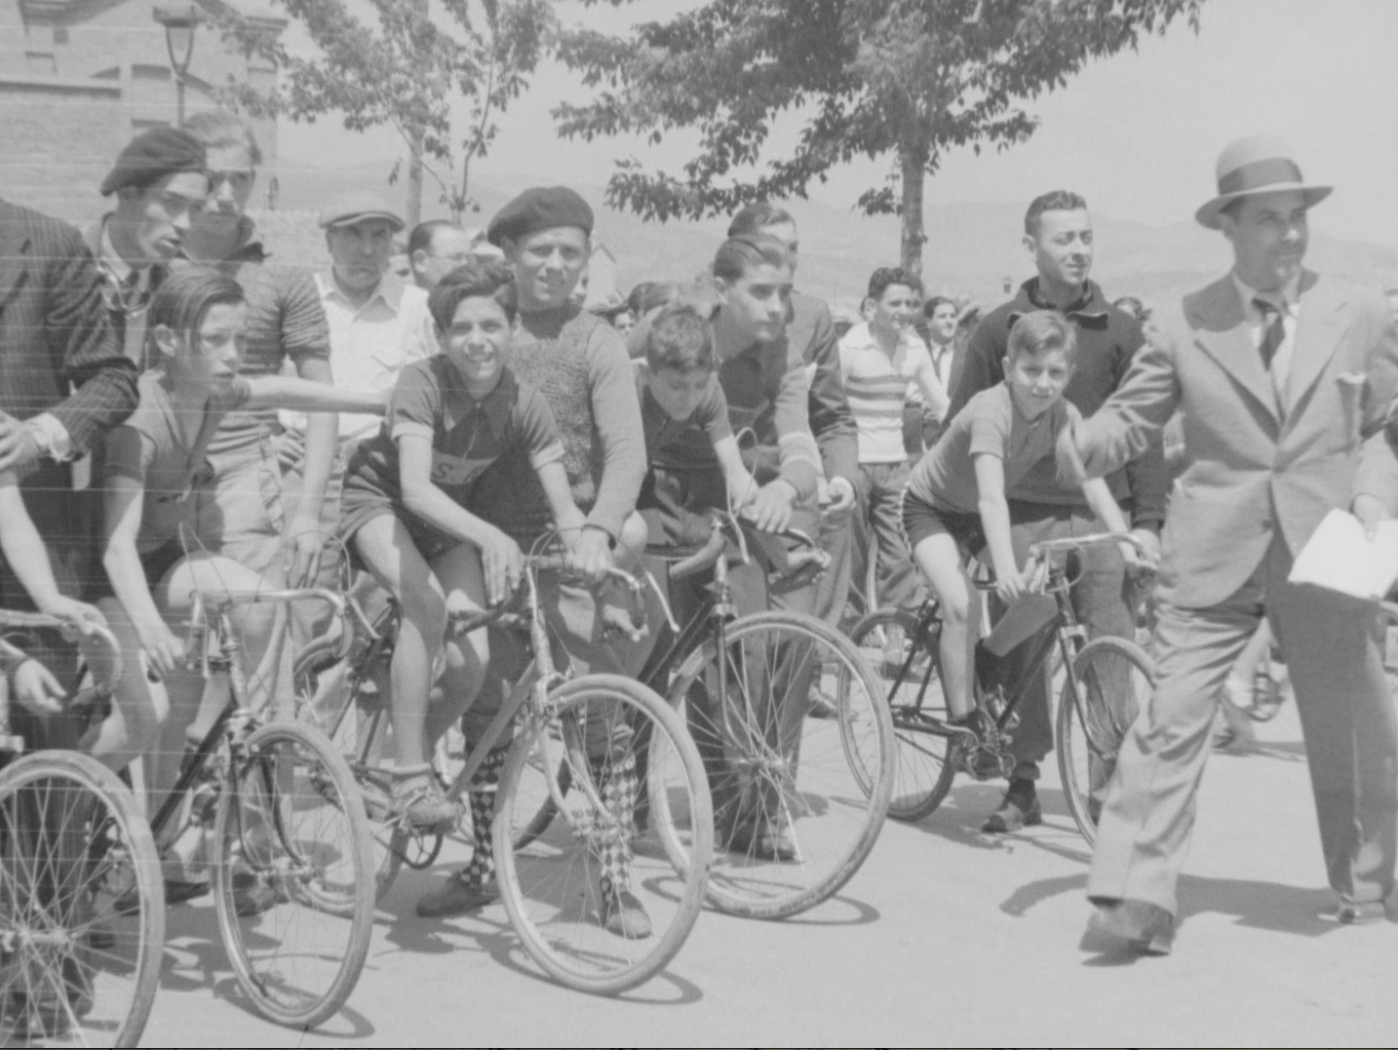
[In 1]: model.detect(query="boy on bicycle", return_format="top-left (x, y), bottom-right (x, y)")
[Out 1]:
top-left (339, 260), bottom-right (585, 831)
top-left (94, 267), bottom-right (386, 902)
top-left (902, 310), bottom-right (1132, 736)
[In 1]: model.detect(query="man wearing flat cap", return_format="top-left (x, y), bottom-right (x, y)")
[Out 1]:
top-left (1069, 136), bottom-right (1398, 952)
top-left (417, 185), bottom-right (653, 924)
top-left (87, 125), bottom-right (209, 367)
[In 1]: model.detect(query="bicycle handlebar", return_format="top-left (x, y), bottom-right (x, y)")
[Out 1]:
top-left (1028, 531), bottom-right (1151, 561)
top-left (0, 611), bottom-right (123, 748)
top-left (670, 514), bottom-right (828, 581)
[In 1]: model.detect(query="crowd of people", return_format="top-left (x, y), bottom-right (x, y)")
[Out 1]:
top-left (1, 107), bottom-right (1396, 969)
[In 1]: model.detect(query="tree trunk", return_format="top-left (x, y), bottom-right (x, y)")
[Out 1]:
top-left (406, 128), bottom-right (424, 231)
top-left (899, 142), bottom-right (928, 277)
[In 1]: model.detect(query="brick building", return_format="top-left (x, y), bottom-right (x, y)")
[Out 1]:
top-left (0, 0), bottom-right (284, 224)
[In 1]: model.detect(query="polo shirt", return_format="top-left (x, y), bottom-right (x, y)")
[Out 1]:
top-left (947, 277), bottom-right (1167, 528)
top-left (837, 321), bottom-right (948, 464)
top-left (907, 383), bottom-right (1069, 516)
top-left (344, 357), bottom-right (565, 512)
top-left (281, 271), bottom-right (436, 443)
top-left (634, 362), bottom-right (732, 470)
top-left (105, 370), bottom-right (252, 554)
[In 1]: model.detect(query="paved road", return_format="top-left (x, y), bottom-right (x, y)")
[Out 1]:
top-left (144, 693), bottom-right (1398, 1049)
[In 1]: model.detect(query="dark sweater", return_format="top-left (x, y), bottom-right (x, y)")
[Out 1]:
top-left (947, 277), bottom-right (1168, 529)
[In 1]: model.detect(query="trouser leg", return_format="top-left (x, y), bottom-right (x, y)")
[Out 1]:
top-left (867, 462), bottom-right (922, 610)
top-left (1267, 543), bottom-right (1397, 905)
top-left (1087, 580), bottom-right (1262, 916)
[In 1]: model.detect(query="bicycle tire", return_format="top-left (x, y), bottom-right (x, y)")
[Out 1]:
top-left (1056, 636), bottom-right (1155, 845)
top-left (0, 750), bottom-right (164, 1048)
top-left (848, 607), bottom-right (957, 823)
top-left (657, 610), bottom-right (893, 919)
top-left (494, 674), bottom-right (712, 995)
top-left (213, 720), bottom-right (375, 1028)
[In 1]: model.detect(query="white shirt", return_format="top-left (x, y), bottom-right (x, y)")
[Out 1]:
top-left (282, 271), bottom-right (437, 443)
top-left (838, 321), bottom-right (949, 464)
top-left (1232, 270), bottom-right (1300, 409)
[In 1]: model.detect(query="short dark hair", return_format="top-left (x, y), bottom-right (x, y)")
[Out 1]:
top-left (1024, 190), bottom-right (1088, 237)
top-left (713, 233), bottom-right (792, 282)
top-left (866, 266), bottom-right (923, 302)
top-left (408, 219), bottom-right (458, 258)
top-left (428, 259), bottom-right (517, 330)
top-left (1007, 309), bottom-right (1078, 365)
top-left (922, 295), bottom-right (956, 318)
top-left (643, 302), bottom-right (715, 374)
top-left (627, 281), bottom-right (677, 317)
top-left (184, 109), bottom-right (263, 167)
top-left (727, 202), bottom-right (795, 238)
top-left (147, 266), bottom-right (245, 350)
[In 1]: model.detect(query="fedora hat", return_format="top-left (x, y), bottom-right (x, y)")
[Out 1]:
top-left (1195, 136), bottom-right (1331, 229)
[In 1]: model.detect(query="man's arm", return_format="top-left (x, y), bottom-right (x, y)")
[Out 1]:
top-left (41, 222), bottom-right (138, 452)
top-left (945, 314), bottom-right (1004, 422)
top-left (802, 302), bottom-right (858, 486)
top-left (1075, 333), bottom-right (1181, 480)
top-left (1115, 322), bottom-right (1170, 536)
top-left (584, 324), bottom-right (648, 541)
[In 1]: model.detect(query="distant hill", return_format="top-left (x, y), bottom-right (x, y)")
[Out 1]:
top-left (268, 159), bottom-right (1398, 311)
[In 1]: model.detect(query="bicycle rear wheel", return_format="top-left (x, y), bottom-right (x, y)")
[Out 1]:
top-left (0, 750), bottom-right (163, 1048)
top-left (495, 675), bottom-right (712, 995)
top-left (660, 610), bottom-right (893, 919)
top-left (213, 720), bottom-right (375, 1028)
top-left (848, 607), bottom-right (957, 822)
top-left (1056, 636), bottom-right (1155, 845)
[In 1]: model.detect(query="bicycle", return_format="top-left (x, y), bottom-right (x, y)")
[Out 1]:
top-left (848, 532), bottom-right (1156, 844)
top-left (638, 512), bottom-right (894, 920)
top-left (0, 610), bottom-right (163, 1047)
top-left (293, 548), bottom-right (714, 996)
top-left (148, 585), bottom-right (375, 1029)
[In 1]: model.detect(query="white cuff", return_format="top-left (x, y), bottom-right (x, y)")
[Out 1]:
top-left (27, 414), bottom-right (73, 462)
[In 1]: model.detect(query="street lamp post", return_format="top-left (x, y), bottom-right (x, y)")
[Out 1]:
top-left (153, 3), bottom-right (202, 127)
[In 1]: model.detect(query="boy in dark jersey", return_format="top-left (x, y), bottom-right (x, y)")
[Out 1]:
top-left (340, 261), bottom-right (580, 831)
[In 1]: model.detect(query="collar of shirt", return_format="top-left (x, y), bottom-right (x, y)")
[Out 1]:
top-left (443, 359), bottom-right (517, 437)
top-left (315, 269), bottom-right (408, 316)
top-left (222, 215), bottom-right (268, 264)
top-left (1231, 269), bottom-right (1300, 320)
top-left (97, 215), bottom-right (145, 287)
top-left (1013, 277), bottom-right (1110, 330)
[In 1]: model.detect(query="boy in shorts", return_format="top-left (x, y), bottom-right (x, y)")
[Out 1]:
top-left (339, 260), bottom-right (584, 830)
top-left (902, 310), bottom-right (1132, 731)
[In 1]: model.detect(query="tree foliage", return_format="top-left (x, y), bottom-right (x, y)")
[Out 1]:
top-left (219, 0), bottom-right (555, 222)
top-left (555, 0), bottom-right (1203, 273)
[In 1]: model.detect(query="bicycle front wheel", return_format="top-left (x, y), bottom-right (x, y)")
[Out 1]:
top-left (661, 610), bottom-right (894, 919)
top-left (0, 750), bottom-right (163, 1048)
top-left (849, 607), bottom-right (957, 822)
top-left (495, 675), bottom-right (712, 995)
top-left (213, 720), bottom-right (375, 1028)
top-left (1056, 636), bottom-right (1155, 845)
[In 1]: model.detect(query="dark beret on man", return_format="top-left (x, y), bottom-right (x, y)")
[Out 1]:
top-left (101, 126), bottom-right (207, 197)
top-left (486, 186), bottom-right (594, 247)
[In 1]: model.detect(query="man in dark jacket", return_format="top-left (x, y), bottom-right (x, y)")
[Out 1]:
top-left (948, 189), bottom-right (1168, 833)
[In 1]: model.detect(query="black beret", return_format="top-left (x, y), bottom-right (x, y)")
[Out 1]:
top-left (486, 186), bottom-right (593, 247)
top-left (101, 127), bottom-right (207, 197)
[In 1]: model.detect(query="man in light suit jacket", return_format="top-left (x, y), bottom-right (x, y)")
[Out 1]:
top-left (1070, 137), bottom-right (1398, 953)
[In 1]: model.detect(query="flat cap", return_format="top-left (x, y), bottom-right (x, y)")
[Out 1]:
top-left (100, 126), bottom-right (206, 196)
top-left (319, 190), bottom-right (404, 232)
top-left (486, 186), bottom-right (593, 247)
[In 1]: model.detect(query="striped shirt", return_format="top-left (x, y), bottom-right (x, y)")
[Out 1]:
top-left (838, 322), bottom-right (949, 464)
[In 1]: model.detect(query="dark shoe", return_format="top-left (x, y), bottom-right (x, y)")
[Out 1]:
top-left (982, 777), bottom-right (1042, 834)
top-left (725, 820), bottom-right (798, 862)
top-left (231, 871), bottom-right (278, 917)
top-left (1329, 900), bottom-right (1387, 925)
top-left (415, 872), bottom-right (499, 918)
top-left (116, 877), bottom-right (208, 916)
top-left (1087, 898), bottom-right (1175, 955)
top-left (806, 692), bottom-right (839, 719)
top-left (598, 879), bottom-right (652, 939)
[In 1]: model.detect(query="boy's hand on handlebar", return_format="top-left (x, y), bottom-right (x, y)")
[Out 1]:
top-left (478, 526), bottom-right (524, 606)
top-left (11, 658), bottom-right (65, 717)
top-left (824, 476), bottom-right (856, 516)
top-left (742, 479), bottom-right (796, 534)
top-left (137, 619), bottom-right (185, 679)
top-left (995, 569), bottom-right (1032, 606)
top-left (1123, 529), bottom-right (1161, 576)
top-left (39, 596), bottom-right (107, 637)
top-left (565, 526), bottom-right (613, 586)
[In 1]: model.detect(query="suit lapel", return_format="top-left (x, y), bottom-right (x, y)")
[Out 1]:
top-left (1188, 277), bottom-right (1281, 425)
top-left (0, 208), bottom-right (32, 313)
top-left (1284, 271), bottom-right (1348, 413)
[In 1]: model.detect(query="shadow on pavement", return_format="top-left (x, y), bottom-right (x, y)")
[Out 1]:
top-left (161, 900), bottom-right (377, 1038)
top-left (777, 892), bottom-right (882, 927)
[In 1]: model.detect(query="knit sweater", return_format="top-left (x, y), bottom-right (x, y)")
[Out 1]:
top-left (472, 304), bottom-right (646, 542)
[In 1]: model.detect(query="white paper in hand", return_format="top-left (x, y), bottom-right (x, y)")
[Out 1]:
top-left (1288, 509), bottom-right (1398, 601)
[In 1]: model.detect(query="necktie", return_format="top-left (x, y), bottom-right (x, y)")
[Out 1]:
top-left (1253, 297), bottom-right (1285, 371)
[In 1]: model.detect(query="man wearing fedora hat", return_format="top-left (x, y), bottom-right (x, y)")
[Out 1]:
top-left (1070, 136), bottom-right (1398, 952)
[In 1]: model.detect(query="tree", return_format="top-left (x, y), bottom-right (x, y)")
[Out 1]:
top-left (220, 0), bottom-right (555, 227)
top-left (555, 0), bottom-right (1203, 275)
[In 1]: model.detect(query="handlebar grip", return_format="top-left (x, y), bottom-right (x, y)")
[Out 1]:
top-left (670, 528), bottom-right (727, 581)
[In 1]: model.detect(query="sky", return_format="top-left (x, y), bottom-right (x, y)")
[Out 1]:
top-left (275, 0), bottom-right (1398, 247)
